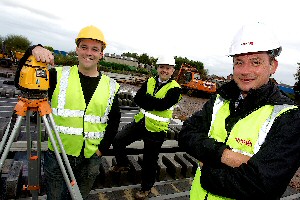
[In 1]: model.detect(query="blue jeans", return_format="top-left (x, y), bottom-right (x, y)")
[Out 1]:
top-left (44, 150), bottom-right (101, 200)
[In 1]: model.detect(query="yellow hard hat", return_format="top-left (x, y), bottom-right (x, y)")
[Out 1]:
top-left (75, 25), bottom-right (107, 50)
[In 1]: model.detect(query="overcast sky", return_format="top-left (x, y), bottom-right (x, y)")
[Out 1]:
top-left (0, 0), bottom-right (299, 86)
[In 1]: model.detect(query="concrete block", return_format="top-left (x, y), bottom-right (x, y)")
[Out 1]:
top-left (174, 153), bottom-right (193, 178)
top-left (156, 158), bottom-right (167, 181)
top-left (166, 128), bottom-right (176, 140)
top-left (111, 157), bottom-right (129, 186)
top-left (183, 153), bottom-right (198, 174)
top-left (6, 161), bottom-right (23, 199)
top-left (137, 154), bottom-right (143, 165)
top-left (99, 157), bottom-right (112, 187)
top-left (162, 155), bottom-right (182, 179)
top-left (1, 159), bottom-right (14, 176)
top-left (127, 155), bottom-right (141, 184)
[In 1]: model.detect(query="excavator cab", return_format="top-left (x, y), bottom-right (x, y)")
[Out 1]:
top-left (176, 63), bottom-right (217, 96)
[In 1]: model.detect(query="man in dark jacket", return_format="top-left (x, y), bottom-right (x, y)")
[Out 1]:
top-left (178, 22), bottom-right (300, 199)
top-left (111, 56), bottom-right (181, 199)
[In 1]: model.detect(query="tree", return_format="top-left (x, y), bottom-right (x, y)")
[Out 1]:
top-left (0, 36), bottom-right (4, 51)
top-left (44, 46), bottom-right (54, 52)
top-left (174, 56), bottom-right (207, 78)
top-left (294, 63), bottom-right (300, 83)
top-left (4, 34), bottom-right (31, 53)
top-left (138, 53), bottom-right (152, 65)
top-left (122, 52), bottom-right (138, 59)
top-left (294, 63), bottom-right (300, 103)
top-left (67, 50), bottom-right (77, 57)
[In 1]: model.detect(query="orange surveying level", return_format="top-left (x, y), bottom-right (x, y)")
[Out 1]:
top-left (0, 56), bottom-right (83, 199)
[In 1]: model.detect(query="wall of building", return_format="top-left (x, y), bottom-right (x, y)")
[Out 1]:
top-left (104, 53), bottom-right (139, 67)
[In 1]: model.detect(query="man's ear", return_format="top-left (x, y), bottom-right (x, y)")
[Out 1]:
top-left (99, 52), bottom-right (103, 59)
top-left (75, 46), bottom-right (79, 55)
top-left (270, 59), bottom-right (278, 75)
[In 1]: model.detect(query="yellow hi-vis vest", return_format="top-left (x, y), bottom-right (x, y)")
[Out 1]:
top-left (49, 66), bottom-right (120, 158)
top-left (134, 77), bottom-right (181, 133)
top-left (190, 95), bottom-right (298, 200)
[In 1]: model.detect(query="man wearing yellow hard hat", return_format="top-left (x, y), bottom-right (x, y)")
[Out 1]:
top-left (15, 25), bottom-right (121, 199)
top-left (178, 22), bottom-right (300, 199)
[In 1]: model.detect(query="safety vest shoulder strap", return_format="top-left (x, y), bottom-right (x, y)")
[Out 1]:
top-left (254, 104), bottom-right (298, 153)
top-left (208, 94), bottom-right (226, 136)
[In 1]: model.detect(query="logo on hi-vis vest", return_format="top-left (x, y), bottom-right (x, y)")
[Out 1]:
top-left (235, 137), bottom-right (252, 147)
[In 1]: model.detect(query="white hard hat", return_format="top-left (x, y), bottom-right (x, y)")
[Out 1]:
top-left (157, 56), bottom-right (175, 66)
top-left (228, 22), bottom-right (282, 56)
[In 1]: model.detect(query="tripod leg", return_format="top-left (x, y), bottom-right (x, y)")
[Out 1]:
top-left (42, 114), bottom-right (83, 200)
top-left (26, 112), bottom-right (40, 200)
top-left (0, 115), bottom-right (23, 169)
top-left (0, 116), bottom-right (13, 155)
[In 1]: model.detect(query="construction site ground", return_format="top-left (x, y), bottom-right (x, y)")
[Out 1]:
top-left (0, 66), bottom-right (300, 199)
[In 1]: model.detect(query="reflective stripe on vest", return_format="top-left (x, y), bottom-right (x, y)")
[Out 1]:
top-left (140, 108), bottom-right (171, 122)
top-left (190, 95), bottom-right (297, 200)
top-left (134, 77), bottom-right (181, 132)
top-left (50, 66), bottom-right (119, 157)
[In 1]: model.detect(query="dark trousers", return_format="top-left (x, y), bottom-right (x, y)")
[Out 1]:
top-left (44, 150), bottom-right (101, 200)
top-left (113, 120), bottom-right (165, 191)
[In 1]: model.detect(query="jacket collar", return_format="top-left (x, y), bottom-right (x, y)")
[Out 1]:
top-left (218, 80), bottom-right (294, 106)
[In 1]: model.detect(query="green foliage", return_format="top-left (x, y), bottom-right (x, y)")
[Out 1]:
top-left (44, 46), bottom-right (54, 52)
top-left (138, 53), bottom-right (153, 65)
top-left (136, 67), bottom-right (149, 75)
top-left (68, 50), bottom-right (77, 57)
top-left (122, 52), bottom-right (157, 66)
top-left (99, 60), bottom-right (136, 71)
top-left (150, 68), bottom-right (158, 76)
top-left (294, 81), bottom-right (300, 99)
top-left (119, 52), bottom-right (209, 79)
top-left (295, 63), bottom-right (300, 82)
top-left (0, 36), bottom-right (4, 48)
top-left (294, 63), bottom-right (300, 103)
top-left (122, 52), bottom-right (139, 59)
top-left (55, 54), bottom-right (78, 66)
top-left (3, 34), bottom-right (31, 52)
top-left (174, 56), bottom-right (207, 78)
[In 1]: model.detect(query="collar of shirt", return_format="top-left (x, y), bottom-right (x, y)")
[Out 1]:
top-left (158, 77), bottom-right (169, 85)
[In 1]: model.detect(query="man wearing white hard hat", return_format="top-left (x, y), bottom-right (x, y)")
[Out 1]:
top-left (111, 55), bottom-right (181, 199)
top-left (178, 22), bottom-right (300, 199)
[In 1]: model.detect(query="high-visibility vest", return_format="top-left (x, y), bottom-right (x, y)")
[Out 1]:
top-left (190, 95), bottom-right (297, 200)
top-left (134, 77), bottom-right (181, 132)
top-left (49, 66), bottom-right (120, 158)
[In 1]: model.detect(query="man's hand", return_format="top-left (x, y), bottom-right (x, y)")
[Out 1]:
top-left (96, 149), bottom-right (102, 157)
top-left (32, 46), bottom-right (54, 65)
top-left (221, 148), bottom-right (251, 168)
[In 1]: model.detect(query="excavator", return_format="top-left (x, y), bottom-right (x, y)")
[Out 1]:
top-left (0, 42), bottom-right (25, 68)
top-left (176, 63), bottom-right (217, 96)
top-left (0, 50), bottom-right (24, 68)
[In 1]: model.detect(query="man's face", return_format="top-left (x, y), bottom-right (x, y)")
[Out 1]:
top-left (157, 64), bottom-right (175, 81)
top-left (233, 52), bottom-right (278, 95)
top-left (76, 39), bottom-right (103, 70)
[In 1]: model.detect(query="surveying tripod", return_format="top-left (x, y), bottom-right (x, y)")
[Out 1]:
top-left (0, 96), bottom-right (83, 199)
top-left (0, 56), bottom-right (83, 199)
